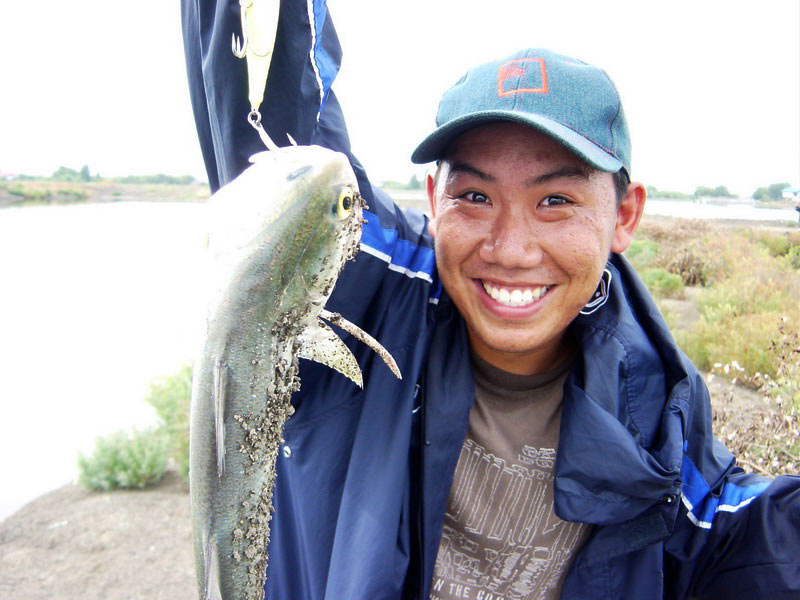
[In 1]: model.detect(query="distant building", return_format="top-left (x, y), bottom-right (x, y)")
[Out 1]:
top-left (782, 186), bottom-right (800, 201)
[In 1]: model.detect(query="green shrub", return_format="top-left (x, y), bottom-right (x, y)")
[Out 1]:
top-left (7, 184), bottom-right (50, 202)
top-left (78, 428), bottom-right (168, 490)
top-left (57, 187), bottom-right (88, 201)
top-left (625, 239), bottom-right (660, 270)
top-left (665, 248), bottom-right (707, 286)
top-left (787, 246), bottom-right (800, 270)
top-left (749, 230), bottom-right (791, 258)
top-left (641, 267), bottom-right (684, 299)
top-left (679, 312), bottom-right (782, 383)
top-left (677, 237), bottom-right (800, 381)
top-left (146, 363), bottom-right (193, 478)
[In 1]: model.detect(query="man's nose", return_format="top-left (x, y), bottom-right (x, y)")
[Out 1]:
top-left (479, 206), bottom-right (544, 268)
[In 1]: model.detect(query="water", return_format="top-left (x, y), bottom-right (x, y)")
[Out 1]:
top-left (0, 202), bottom-right (206, 522)
top-left (645, 199), bottom-right (798, 223)
top-left (391, 190), bottom-right (800, 224)
top-left (0, 198), bottom-right (796, 523)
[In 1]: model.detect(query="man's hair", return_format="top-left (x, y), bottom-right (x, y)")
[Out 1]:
top-left (613, 169), bottom-right (630, 207)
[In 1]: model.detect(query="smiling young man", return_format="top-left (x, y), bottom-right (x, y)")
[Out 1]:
top-left (183, 2), bottom-right (799, 598)
top-left (426, 123), bottom-right (644, 377)
top-left (410, 52), bottom-right (653, 598)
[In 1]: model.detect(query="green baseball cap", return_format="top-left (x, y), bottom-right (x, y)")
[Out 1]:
top-left (411, 48), bottom-right (631, 175)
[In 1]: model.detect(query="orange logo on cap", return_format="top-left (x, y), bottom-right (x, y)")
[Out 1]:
top-left (498, 58), bottom-right (548, 97)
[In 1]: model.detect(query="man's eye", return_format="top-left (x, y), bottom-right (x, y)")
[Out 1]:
top-left (540, 195), bottom-right (570, 207)
top-left (463, 191), bottom-right (490, 204)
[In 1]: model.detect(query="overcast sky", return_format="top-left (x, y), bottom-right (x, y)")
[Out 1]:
top-left (1, 0), bottom-right (798, 196)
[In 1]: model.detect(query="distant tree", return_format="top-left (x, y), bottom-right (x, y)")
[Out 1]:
top-left (693, 186), bottom-right (714, 198)
top-left (407, 174), bottom-right (423, 190)
top-left (694, 185), bottom-right (734, 199)
top-left (381, 176), bottom-right (424, 191)
top-left (79, 165), bottom-right (91, 181)
top-left (114, 174), bottom-right (196, 184)
top-left (646, 186), bottom-right (692, 200)
top-left (51, 166), bottom-right (81, 182)
top-left (753, 182), bottom-right (790, 201)
top-left (712, 185), bottom-right (734, 198)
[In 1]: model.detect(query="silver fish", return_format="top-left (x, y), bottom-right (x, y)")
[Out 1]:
top-left (189, 145), bottom-right (400, 600)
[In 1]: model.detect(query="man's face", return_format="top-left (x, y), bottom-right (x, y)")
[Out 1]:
top-left (427, 122), bottom-right (642, 375)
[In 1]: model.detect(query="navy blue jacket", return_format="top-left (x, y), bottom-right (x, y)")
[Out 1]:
top-left (182, 1), bottom-right (800, 597)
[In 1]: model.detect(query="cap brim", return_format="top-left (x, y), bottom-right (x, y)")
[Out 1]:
top-left (410, 111), bottom-right (624, 173)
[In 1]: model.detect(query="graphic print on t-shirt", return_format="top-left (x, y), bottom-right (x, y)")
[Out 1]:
top-left (430, 438), bottom-right (587, 600)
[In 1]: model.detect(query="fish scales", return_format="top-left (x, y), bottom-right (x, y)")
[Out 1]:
top-left (190, 146), bottom-right (365, 600)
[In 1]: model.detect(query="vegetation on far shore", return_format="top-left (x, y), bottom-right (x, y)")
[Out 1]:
top-left (645, 181), bottom-right (796, 204)
top-left (1, 165), bottom-right (208, 207)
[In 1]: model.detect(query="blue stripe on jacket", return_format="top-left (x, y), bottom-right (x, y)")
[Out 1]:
top-left (360, 209), bottom-right (440, 299)
top-left (681, 453), bottom-right (771, 528)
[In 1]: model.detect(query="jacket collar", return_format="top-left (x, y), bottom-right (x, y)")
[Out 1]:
top-left (554, 254), bottom-right (689, 524)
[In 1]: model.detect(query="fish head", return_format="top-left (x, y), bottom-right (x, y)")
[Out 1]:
top-left (203, 145), bottom-right (363, 336)
top-left (261, 146), bottom-right (364, 322)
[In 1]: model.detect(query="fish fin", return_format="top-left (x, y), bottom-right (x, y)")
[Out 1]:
top-left (213, 358), bottom-right (228, 478)
top-left (203, 535), bottom-right (224, 600)
top-left (320, 309), bottom-right (402, 380)
top-left (298, 320), bottom-right (363, 388)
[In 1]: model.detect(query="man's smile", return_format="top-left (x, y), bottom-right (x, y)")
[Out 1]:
top-left (478, 280), bottom-right (553, 308)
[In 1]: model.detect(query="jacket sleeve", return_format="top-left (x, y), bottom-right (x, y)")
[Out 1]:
top-left (687, 473), bottom-right (800, 599)
top-left (181, 0), bottom-right (370, 196)
top-left (180, 0), bottom-right (433, 251)
top-left (665, 419), bottom-right (800, 598)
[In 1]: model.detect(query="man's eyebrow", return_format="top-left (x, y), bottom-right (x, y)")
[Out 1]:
top-left (526, 166), bottom-right (592, 186)
top-left (445, 162), bottom-right (591, 186)
top-left (446, 161), bottom-right (496, 183)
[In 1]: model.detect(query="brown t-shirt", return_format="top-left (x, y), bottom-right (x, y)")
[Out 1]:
top-left (431, 353), bottom-right (591, 600)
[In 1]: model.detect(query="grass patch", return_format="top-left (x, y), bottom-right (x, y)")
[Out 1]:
top-left (746, 230), bottom-right (800, 260)
top-left (635, 219), bottom-right (712, 286)
top-left (625, 239), bottom-right (660, 270)
top-left (635, 218), bottom-right (800, 383)
top-left (641, 267), bottom-right (684, 299)
top-left (1, 181), bottom-right (89, 205)
top-left (710, 321), bottom-right (800, 476)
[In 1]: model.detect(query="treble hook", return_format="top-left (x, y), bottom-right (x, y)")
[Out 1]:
top-left (231, 0), bottom-right (253, 58)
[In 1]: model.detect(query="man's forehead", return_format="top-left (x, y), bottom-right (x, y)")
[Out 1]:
top-left (437, 123), bottom-right (601, 180)
top-left (441, 122), bottom-right (595, 167)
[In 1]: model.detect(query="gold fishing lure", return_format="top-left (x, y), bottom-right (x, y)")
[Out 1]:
top-left (232, 0), bottom-right (281, 150)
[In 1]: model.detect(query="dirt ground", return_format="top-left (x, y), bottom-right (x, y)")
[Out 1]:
top-left (0, 471), bottom-right (196, 600)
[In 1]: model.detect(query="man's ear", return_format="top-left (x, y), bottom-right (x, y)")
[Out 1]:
top-left (611, 182), bottom-right (646, 253)
top-left (426, 172), bottom-right (437, 239)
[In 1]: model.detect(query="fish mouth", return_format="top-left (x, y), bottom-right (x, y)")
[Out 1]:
top-left (480, 280), bottom-right (553, 308)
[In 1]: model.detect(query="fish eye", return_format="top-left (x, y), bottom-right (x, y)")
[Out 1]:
top-left (333, 188), bottom-right (354, 219)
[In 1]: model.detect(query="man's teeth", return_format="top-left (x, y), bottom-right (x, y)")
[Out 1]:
top-left (482, 282), bottom-right (550, 307)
